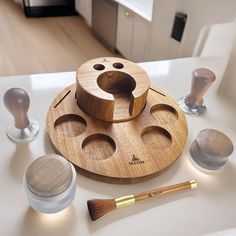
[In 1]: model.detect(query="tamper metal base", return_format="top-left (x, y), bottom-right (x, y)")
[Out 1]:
top-left (178, 97), bottom-right (206, 115)
top-left (6, 119), bottom-right (39, 142)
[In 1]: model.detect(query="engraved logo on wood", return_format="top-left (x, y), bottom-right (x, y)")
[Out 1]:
top-left (129, 155), bottom-right (144, 165)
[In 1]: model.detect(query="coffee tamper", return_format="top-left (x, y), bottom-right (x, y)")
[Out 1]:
top-left (178, 68), bottom-right (216, 115)
top-left (3, 88), bottom-right (40, 142)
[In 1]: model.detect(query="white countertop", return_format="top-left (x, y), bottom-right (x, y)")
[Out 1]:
top-left (1, 56), bottom-right (236, 236)
top-left (116, 0), bottom-right (153, 21)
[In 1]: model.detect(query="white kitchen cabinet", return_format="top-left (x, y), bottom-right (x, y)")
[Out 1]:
top-left (75, 0), bottom-right (92, 26)
top-left (116, 6), bottom-right (133, 59)
top-left (131, 14), bottom-right (149, 62)
top-left (116, 5), bottom-right (150, 62)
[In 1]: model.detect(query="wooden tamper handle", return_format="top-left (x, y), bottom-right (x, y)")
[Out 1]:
top-left (4, 88), bottom-right (30, 129)
top-left (185, 68), bottom-right (215, 107)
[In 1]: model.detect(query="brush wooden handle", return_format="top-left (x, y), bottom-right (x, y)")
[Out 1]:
top-left (134, 180), bottom-right (197, 201)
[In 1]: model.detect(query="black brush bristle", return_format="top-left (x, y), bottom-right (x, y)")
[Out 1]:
top-left (87, 199), bottom-right (116, 221)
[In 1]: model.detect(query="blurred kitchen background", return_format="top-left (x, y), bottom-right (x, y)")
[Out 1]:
top-left (0, 0), bottom-right (236, 76)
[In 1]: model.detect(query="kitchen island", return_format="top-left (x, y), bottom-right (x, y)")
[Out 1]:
top-left (0, 56), bottom-right (235, 236)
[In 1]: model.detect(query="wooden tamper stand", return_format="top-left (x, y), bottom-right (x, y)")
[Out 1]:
top-left (46, 57), bottom-right (188, 183)
top-left (190, 129), bottom-right (234, 171)
top-left (3, 88), bottom-right (39, 142)
top-left (24, 154), bottom-right (77, 213)
top-left (178, 68), bottom-right (215, 115)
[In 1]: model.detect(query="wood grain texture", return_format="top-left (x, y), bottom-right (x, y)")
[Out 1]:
top-left (3, 88), bottom-right (30, 129)
top-left (46, 60), bottom-right (188, 183)
top-left (76, 57), bottom-right (150, 122)
top-left (185, 68), bottom-right (215, 107)
top-left (0, 0), bottom-right (115, 76)
top-left (134, 180), bottom-right (195, 201)
top-left (26, 154), bottom-right (73, 197)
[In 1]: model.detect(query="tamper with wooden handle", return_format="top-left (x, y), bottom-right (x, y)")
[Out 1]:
top-left (178, 68), bottom-right (216, 115)
top-left (3, 88), bottom-right (40, 142)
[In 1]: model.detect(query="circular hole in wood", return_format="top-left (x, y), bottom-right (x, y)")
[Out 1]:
top-left (54, 114), bottom-right (87, 137)
top-left (97, 71), bottom-right (136, 94)
top-left (82, 134), bottom-right (116, 160)
top-left (150, 104), bottom-right (178, 124)
top-left (141, 126), bottom-right (172, 150)
top-left (97, 71), bottom-right (136, 119)
top-left (93, 64), bottom-right (105, 71)
top-left (113, 62), bottom-right (124, 69)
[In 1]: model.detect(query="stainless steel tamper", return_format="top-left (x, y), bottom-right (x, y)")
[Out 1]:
top-left (3, 88), bottom-right (40, 142)
top-left (178, 68), bottom-right (216, 115)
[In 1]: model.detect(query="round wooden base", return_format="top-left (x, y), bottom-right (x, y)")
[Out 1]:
top-left (46, 84), bottom-right (188, 183)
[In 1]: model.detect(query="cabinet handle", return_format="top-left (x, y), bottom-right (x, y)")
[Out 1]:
top-left (125, 10), bottom-right (133, 17)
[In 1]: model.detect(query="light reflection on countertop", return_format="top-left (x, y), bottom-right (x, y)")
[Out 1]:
top-left (38, 207), bottom-right (74, 225)
top-left (21, 206), bottom-right (77, 236)
top-left (30, 72), bottom-right (75, 90)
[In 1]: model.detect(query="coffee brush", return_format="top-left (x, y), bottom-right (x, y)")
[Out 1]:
top-left (87, 180), bottom-right (197, 221)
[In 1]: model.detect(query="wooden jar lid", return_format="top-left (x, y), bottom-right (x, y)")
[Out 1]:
top-left (196, 129), bottom-right (234, 157)
top-left (26, 154), bottom-right (73, 198)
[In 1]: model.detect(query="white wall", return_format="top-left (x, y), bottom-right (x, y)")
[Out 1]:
top-left (219, 36), bottom-right (236, 104)
top-left (180, 0), bottom-right (236, 57)
top-left (147, 0), bottom-right (236, 61)
top-left (145, 0), bottom-right (181, 61)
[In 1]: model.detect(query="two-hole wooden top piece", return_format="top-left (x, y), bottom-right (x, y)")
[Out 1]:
top-left (76, 57), bottom-right (150, 122)
top-left (46, 57), bottom-right (188, 183)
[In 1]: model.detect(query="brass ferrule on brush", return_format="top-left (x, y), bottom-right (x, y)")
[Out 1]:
top-left (189, 180), bottom-right (197, 189)
top-left (115, 195), bottom-right (135, 208)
